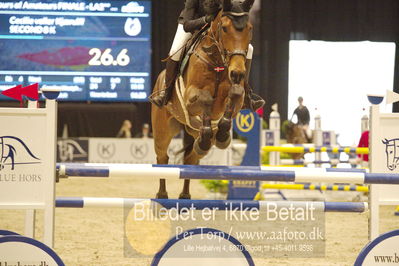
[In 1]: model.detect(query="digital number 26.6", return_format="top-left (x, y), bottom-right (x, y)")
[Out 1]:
top-left (88, 48), bottom-right (130, 66)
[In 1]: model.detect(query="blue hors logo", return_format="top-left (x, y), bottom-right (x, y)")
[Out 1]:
top-left (382, 138), bottom-right (399, 171)
top-left (0, 136), bottom-right (40, 171)
top-left (57, 140), bottom-right (87, 162)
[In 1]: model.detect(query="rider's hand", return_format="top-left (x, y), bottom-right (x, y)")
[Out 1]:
top-left (205, 14), bottom-right (215, 23)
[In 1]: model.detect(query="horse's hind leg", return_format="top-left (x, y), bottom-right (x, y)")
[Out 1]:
top-left (152, 102), bottom-right (179, 199)
top-left (216, 84), bottom-right (244, 149)
top-left (154, 139), bottom-right (170, 199)
top-left (179, 132), bottom-right (200, 199)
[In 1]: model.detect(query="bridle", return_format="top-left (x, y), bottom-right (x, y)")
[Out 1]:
top-left (195, 11), bottom-right (250, 69)
top-left (193, 11), bottom-right (250, 98)
top-left (210, 11), bottom-right (249, 66)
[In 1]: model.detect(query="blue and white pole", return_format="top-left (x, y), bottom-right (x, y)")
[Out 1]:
top-left (56, 163), bottom-right (399, 185)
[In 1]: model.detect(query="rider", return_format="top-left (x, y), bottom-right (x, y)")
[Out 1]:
top-left (292, 96), bottom-right (311, 139)
top-left (292, 96), bottom-right (310, 126)
top-left (150, 0), bottom-right (265, 112)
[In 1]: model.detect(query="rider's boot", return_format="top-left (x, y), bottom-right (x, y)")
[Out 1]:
top-left (150, 58), bottom-right (179, 108)
top-left (242, 58), bottom-right (265, 112)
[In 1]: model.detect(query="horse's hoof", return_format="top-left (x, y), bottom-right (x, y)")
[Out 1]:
top-left (215, 133), bottom-right (231, 149)
top-left (178, 193), bottom-right (191, 200)
top-left (201, 126), bottom-right (213, 140)
top-left (194, 139), bottom-right (210, 156)
top-left (156, 192), bottom-right (169, 199)
top-left (217, 117), bottom-right (232, 132)
top-left (230, 84), bottom-right (244, 98)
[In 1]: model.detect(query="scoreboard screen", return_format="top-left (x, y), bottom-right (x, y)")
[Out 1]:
top-left (0, 0), bottom-right (152, 102)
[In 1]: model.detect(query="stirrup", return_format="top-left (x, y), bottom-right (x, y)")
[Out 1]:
top-left (149, 90), bottom-right (166, 108)
top-left (251, 97), bottom-right (265, 111)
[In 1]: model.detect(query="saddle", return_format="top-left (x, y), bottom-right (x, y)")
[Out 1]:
top-left (178, 26), bottom-right (209, 75)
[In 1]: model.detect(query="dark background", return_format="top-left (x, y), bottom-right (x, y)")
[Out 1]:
top-left (3, 0), bottom-right (399, 136)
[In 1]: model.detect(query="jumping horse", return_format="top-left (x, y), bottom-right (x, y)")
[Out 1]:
top-left (286, 122), bottom-right (312, 159)
top-left (151, 0), bottom-right (255, 199)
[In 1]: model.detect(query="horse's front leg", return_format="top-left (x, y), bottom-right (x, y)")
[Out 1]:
top-left (215, 84), bottom-right (244, 149)
top-left (186, 88), bottom-right (215, 156)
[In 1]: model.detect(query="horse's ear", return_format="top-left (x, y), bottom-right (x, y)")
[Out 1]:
top-left (242, 0), bottom-right (255, 12)
top-left (223, 0), bottom-right (232, 11)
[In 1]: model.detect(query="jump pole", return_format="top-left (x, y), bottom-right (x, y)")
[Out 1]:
top-left (56, 163), bottom-right (399, 185)
top-left (280, 158), bottom-right (361, 166)
top-left (262, 146), bottom-right (369, 155)
top-left (261, 183), bottom-right (369, 192)
top-left (55, 197), bottom-right (369, 213)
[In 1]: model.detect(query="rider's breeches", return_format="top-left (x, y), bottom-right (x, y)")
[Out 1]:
top-left (247, 44), bottom-right (253, 60)
top-left (169, 24), bottom-right (254, 62)
top-left (170, 24), bottom-right (192, 61)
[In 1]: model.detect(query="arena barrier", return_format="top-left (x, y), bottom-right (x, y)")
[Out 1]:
top-left (56, 163), bottom-right (399, 184)
top-left (0, 94), bottom-right (58, 248)
top-left (54, 197), bottom-right (369, 213)
top-left (261, 183), bottom-right (369, 192)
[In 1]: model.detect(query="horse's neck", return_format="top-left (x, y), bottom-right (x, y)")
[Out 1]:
top-left (198, 30), bottom-right (221, 60)
top-left (197, 16), bottom-right (224, 62)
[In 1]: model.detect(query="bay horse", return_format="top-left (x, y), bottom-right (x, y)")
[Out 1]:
top-left (286, 121), bottom-right (312, 159)
top-left (151, 0), bottom-right (255, 199)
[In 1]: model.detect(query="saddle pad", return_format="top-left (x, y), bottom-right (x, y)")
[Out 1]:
top-left (175, 77), bottom-right (220, 132)
top-left (179, 28), bottom-right (208, 75)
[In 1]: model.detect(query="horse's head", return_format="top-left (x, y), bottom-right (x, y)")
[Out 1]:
top-left (211, 0), bottom-right (254, 86)
top-left (383, 139), bottom-right (398, 171)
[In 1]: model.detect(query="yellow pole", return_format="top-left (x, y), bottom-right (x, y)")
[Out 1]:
top-left (261, 183), bottom-right (369, 192)
top-left (262, 146), bottom-right (369, 155)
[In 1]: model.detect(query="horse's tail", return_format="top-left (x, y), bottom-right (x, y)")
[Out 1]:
top-left (166, 130), bottom-right (194, 159)
top-left (183, 130), bottom-right (195, 158)
top-left (172, 130), bottom-right (195, 158)
top-left (172, 144), bottom-right (186, 157)
top-left (170, 130), bottom-right (195, 159)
